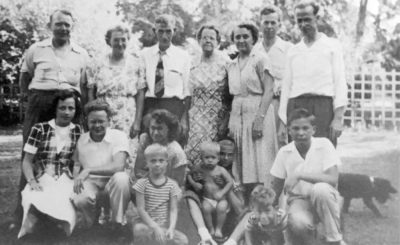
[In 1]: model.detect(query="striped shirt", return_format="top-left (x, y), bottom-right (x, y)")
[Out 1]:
top-left (133, 177), bottom-right (181, 227)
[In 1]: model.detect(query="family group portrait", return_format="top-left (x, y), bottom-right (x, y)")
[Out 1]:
top-left (0, 0), bottom-right (399, 244)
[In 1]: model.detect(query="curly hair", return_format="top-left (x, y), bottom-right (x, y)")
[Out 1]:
top-left (250, 185), bottom-right (276, 209)
top-left (146, 109), bottom-right (180, 142)
top-left (84, 99), bottom-right (112, 119)
top-left (231, 23), bottom-right (259, 45)
top-left (196, 25), bottom-right (221, 44)
top-left (105, 24), bottom-right (131, 46)
top-left (50, 90), bottom-right (81, 122)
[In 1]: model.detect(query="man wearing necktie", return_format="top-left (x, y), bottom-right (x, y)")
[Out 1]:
top-left (140, 14), bottom-right (191, 146)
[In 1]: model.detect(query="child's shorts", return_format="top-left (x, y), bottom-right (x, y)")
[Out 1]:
top-left (203, 197), bottom-right (231, 213)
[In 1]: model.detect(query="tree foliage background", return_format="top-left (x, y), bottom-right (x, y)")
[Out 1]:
top-left (0, 0), bottom-right (400, 122)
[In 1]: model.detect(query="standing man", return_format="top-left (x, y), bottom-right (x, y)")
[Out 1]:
top-left (140, 14), bottom-right (191, 146)
top-left (279, 0), bottom-right (348, 147)
top-left (253, 5), bottom-right (293, 147)
top-left (10, 9), bottom-right (89, 230)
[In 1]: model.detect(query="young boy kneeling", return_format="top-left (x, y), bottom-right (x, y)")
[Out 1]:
top-left (187, 141), bottom-right (233, 241)
top-left (270, 108), bottom-right (344, 245)
top-left (132, 144), bottom-right (188, 245)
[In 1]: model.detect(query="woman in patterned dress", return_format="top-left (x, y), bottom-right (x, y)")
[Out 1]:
top-left (227, 23), bottom-right (278, 192)
top-left (88, 24), bottom-right (146, 140)
top-left (186, 25), bottom-right (231, 165)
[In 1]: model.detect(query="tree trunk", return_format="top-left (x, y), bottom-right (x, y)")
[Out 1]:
top-left (356, 0), bottom-right (369, 43)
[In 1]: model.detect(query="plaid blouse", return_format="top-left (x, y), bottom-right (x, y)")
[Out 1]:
top-left (24, 120), bottom-right (81, 178)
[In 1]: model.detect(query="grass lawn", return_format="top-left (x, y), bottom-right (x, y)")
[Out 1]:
top-left (0, 130), bottom-right (399, 244)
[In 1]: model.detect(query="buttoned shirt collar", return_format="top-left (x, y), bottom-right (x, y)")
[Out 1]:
top-left (48, 119), bottom-right (75, 130)
top-left (299, 32), bottom-right (328, 48)
top-left (37, 38), bottom-right (85, 54)
top-left (254, 36), bottom-right (287, 53)
top-left (151, 44), bottom-right (176, 56)
top-left (81, 128), bottom-right (113, 144)
top-left (282, 137), bottom-right (323, 153)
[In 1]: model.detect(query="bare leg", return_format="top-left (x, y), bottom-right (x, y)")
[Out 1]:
top-left (228, 190), bottom-right (244, 216)
top-left (186, 198), bottom-right (217, 245)
top-left (202, 199), bottom-right (215, 236)
top-left (215, 199), bottom-right (228, 238)
top-left (223, 212), bottom-right (251, 245)
top-left (187, 198), bottom-right (206, 230)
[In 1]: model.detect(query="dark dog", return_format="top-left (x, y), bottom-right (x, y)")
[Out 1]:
top-left (338, 173), bottom-right (397, 217)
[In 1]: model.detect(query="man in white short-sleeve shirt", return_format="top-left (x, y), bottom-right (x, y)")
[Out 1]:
top-left (270, 108), bottom-right (343, 245)
top-left (72, 100), bottom-right (130, 229)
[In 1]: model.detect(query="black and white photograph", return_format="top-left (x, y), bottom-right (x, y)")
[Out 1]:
top-left (0, 0), bottom-right (399, 244)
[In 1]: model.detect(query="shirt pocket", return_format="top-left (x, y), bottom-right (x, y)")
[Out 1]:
top-left (165, 66), bottom-right (184, 92)
top-left (35, 63), bottom-right (56, 81)
top-left (61, 65), bottom-right (81, 86)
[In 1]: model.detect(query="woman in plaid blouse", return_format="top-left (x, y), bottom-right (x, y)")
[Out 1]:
top-left (18, 90), bottom-right (82, 238)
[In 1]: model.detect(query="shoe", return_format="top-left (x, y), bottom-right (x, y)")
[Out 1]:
top-left (98, 207), bottom-right (110, 225)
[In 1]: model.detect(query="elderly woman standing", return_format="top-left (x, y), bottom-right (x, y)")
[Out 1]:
top-left (88, 24), bottom-right (146, 139)
top-left (18, 90), bottom-right (81, 238)
top-left (228, 23), bottom-right (278, 192)
top-left (186, 25), bottom-right (231, 165)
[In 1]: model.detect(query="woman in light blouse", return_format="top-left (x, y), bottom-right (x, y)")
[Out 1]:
top-left (227, 23), bottom-right (278, 194)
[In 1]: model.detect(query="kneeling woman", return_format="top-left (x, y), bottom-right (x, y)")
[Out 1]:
top-left (18, 90), bottom-right (82, 238)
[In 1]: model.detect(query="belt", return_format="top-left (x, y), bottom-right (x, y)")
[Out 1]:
top-left (30, 89), bottom-right (81, 97)
top-left (294, 93), bottom-right (332, 99)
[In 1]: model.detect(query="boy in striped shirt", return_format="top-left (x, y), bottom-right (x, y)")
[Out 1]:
top-left (133, 144), bottom-right (188, 245)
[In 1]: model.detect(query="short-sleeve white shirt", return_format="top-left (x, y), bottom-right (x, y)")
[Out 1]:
top-left (74, 128), bottom-right (129, 177)
top-left (270, 137), bottom-right (341, 197)
top-left (140, 44), bottom-right (191, 99)
top-left (21, 38), bottom-right (89, 93)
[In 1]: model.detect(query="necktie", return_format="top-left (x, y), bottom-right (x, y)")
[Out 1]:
top-left (154, 51), bottom-right (165, 98)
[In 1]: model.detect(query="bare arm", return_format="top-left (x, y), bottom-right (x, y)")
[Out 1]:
top-left (271, 176), bottom-right (285, 206)
top-left (252, 70), bottom-right (274, 140)
top-left (22, 152), bottom-right (42, 191)
top-left (298, 165), bottom-right (339, 187)
top-left (88, 86), bottom-right (96, 102)
top-left (168, 195), bottom-right (178, 231)
top-left (131, 89), bottom-right (145, 138)
top-left (215, 167), bottom-right (233, 199)
top-left (136, 191), bottom-right (159, 228)
top-left (19, 72), bottom-right (32, 95)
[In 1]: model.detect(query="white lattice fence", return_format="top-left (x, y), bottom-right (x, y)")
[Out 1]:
top-left (344, 66), bottom-right (400, 130)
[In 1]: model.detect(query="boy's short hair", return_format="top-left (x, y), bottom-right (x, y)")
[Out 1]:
top-left (199, 141), bottom-right (220, 156)
top-left (218, 138), bottom-right (235, 151)
top-left (250, 185), bottom-right (276, 208)
top-left (84, 99), bottom-right (112, 118)
top-left (287, 108), bottom-right (316, 126)
top-left (260, 4), bottom-right (282, 21)
top-left (144, 143), bottom-right (168, 159)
